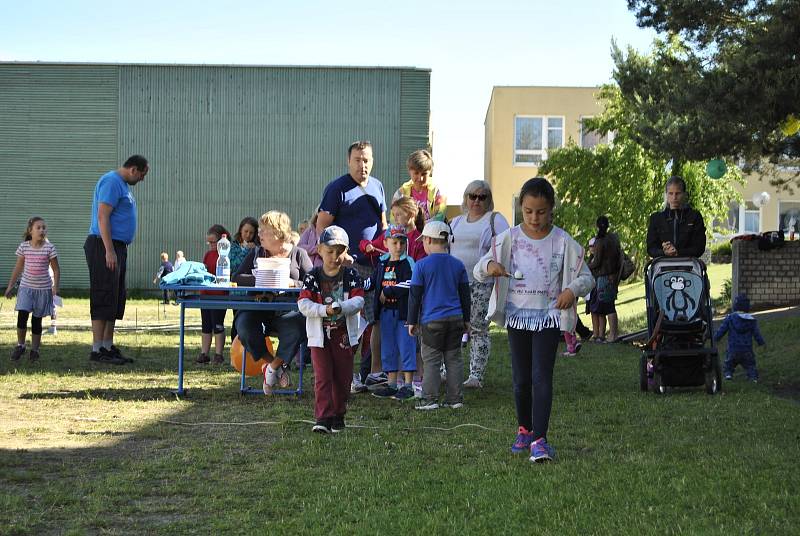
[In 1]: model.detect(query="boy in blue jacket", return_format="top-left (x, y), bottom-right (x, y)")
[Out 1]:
top-left (370, 225), bottom-right (417, 401)
top-left (714, 294), bottom-right (765, 382)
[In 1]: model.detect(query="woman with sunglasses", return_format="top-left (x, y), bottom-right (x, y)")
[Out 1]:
top-left (450, 180), bottom-right (510, 388)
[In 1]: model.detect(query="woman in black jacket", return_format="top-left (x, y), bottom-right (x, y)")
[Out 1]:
top-left (647, 176), bottom-right (706, 258)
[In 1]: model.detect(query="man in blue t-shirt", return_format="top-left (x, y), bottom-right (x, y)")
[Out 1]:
top-left (84, 155), bottom-right (149, 365)
top-left (316, 141), bottom-right (388, 389)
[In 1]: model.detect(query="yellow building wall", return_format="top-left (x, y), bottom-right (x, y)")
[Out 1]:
top-left (739, 169), bottom-right (799, 233)
top-left (484, 85), bottom-right (799, 233)
top-left (484, 86), bottom-right (603, 224)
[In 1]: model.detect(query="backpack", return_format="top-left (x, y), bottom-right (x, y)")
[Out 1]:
top-left (758, 230), bottom-right (785, 251)
top-left (618, 250), bottom-right (636, 281)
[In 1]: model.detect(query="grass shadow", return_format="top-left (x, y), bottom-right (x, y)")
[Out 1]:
top-left (2, 317), bottom-right (799, 534)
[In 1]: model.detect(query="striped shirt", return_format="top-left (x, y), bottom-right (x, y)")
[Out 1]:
top-left (16, 241), bottom-right (57, 290)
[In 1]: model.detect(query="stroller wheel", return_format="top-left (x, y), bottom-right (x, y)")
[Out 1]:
top-left (652, 371), bottom-right (666, 395)
top-left (705, 353), bottom-right (722, 394)
top-left (639, 354), bottom-right (649, 392)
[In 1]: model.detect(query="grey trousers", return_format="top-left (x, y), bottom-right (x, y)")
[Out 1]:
top-left (420, 316), bottom-right (464, 404)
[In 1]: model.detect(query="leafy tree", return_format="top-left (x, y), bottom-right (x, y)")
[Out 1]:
top-left (540, 85), bottom-right (742, 274)
top-left (613, 0), bottom-right (800, 179)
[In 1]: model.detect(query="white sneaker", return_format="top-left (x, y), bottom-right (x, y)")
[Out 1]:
top-left (263, 364), bottom-right (279, 395)
top-left (264, 364), bottom-right (279, 386)
top-left (463, 376), bottom-right (482, 389)
top-left (442, 402), bottom-right (464, 409)
top-left (350, 373), bottom-right (368, 394)
top-left (415, 401), bottom-right (439, 411)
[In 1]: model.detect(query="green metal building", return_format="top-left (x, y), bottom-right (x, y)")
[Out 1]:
top-left (0, 62), bottom-right (431, 290)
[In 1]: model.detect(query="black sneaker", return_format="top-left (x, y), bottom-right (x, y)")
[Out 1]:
top-left (90, 350), bottom-right (125, 365)
top-left (10, 345), bottom-right (25, 362)
top-left (312, 420), bottom-right (332, 434)
top-left (196, 353), bottom-right (210, 364)
top-left (330, 416), bottom-right (345, 433)
top-left (371, 386), bottom-right (398, 399)
top-left (365, 372), bottom-right (389, 391)
top-left (392, 385), bottom-right (414, 401)
top-left (107, 345), bottom-right (134, 363)
top-left (29, 349), bottom-right (40, 362)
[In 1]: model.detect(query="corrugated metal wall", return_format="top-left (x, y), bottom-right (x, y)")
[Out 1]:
top-left (0, 63), bottom-right (431, 290)
top-left (0, 64), bottom-right (119, 289)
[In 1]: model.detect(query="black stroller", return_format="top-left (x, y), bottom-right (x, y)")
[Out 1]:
top-left (640, 257), bottom-right (722, 394)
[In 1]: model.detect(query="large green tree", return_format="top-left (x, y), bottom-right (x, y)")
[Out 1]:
top-left (540, 85), bottom-right (742, 272)
top-left (614, 0), bottom-right (800, 178)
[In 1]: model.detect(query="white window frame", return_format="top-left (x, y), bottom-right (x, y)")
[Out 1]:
top-left (513, 115), bottom-right (565, 166)
top-left (778, 200), bottom-right (800, 236)
top-left (738, 202), bottom-right (760, 234)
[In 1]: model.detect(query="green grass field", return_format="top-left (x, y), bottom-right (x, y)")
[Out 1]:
top-left (2, 264), bottom-right (798, 535)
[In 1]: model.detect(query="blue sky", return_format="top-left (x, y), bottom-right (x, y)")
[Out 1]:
top-left (1, 0), bottom-right (655, 198)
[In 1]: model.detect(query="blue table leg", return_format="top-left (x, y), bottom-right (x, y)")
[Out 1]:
top-left (239, 343), bottom-right (247, 395)
top-left (177, 302), bottom-right (185, 395)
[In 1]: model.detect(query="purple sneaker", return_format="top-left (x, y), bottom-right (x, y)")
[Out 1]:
top-left (529, 437), bottom-right (555, 463)
top-left (511, 426), bottom-right (534, 454)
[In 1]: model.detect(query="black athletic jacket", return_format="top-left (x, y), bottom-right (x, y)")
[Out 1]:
top-left (646, 206), bottom-right (706, 258)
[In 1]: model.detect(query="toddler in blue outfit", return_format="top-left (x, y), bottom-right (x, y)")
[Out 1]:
top-left (714, 294), bottom-right (765, 382)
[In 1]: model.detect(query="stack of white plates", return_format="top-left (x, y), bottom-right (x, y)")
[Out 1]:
top-left (253, 257), bottom-right (290, 288)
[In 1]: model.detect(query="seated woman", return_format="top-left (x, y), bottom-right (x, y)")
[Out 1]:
top-left (233, 211), bottom-right (312, 393)
top-left (647, 176), bottom-right (706, 258)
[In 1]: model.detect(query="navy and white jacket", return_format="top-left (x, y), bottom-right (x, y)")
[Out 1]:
top-left (298, 266), bottom-right (365, 348)
top-left (369, 257), bottom-right (414, 322)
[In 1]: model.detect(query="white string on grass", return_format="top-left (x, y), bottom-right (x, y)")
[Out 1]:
top-left (155, 419), bottom-right (499, 432)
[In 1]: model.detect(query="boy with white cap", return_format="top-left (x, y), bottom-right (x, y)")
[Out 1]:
top-left (407, 221), bottom-right (471, 410)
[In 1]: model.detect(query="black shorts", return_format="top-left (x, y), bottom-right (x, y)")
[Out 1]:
top-left (84, 235), bottom-right (128, 321)
top-left (201, 309), bottom-right (227, 334)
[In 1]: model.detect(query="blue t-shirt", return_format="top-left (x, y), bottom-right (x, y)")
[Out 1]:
top-left (319, 174), bottom-right (386, 265)
top-left (409, 253), bottom-right (469, 324)
top-left (88, 170), bottom-right (138, 244)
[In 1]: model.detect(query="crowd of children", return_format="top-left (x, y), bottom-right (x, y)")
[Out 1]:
top-left (4, 148), bottom-right (773, 466)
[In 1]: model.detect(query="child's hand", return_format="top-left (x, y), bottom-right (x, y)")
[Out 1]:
top-left (379, 292), bottom-right (386, 304)
top-left (554, 288), bottom-right (576, 309)
top-left (339, 252), bottom-right (354, 266)
top-left (4, 287), bottom-right (12, 299)
top-left (486, 261), bottom-right (507, 277)
top-left (407, 324), bottom-right (417, 336)
top-left (365, 244), bottom-right (375, 253)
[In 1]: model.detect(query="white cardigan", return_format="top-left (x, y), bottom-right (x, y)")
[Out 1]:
top-left (297, 295), bottom-right (365, 348)
top-left (473, 225), bottom-right (595, 333)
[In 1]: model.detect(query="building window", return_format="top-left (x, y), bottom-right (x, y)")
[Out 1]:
top-left (514, 116), bottom-right (564, 165)
top-left (779, 201), bottom-right (800, 235)
top-left (741, 202), bottom-right (760, 234)
top-left (580, 116), bottom-right (611, 149)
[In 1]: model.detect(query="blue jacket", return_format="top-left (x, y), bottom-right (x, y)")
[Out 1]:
top-left (370, 257), bottom-right (414, 322)
top-left (714, 312), bottom-right (765, 354)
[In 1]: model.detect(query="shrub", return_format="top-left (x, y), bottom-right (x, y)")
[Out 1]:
top-left (711, 241), bottom-right (732, 257)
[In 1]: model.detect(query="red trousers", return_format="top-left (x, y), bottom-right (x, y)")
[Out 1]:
top-left (311, 325), bottom-right (355, 421)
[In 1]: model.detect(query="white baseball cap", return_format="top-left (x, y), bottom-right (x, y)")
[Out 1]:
top-left (420, 220), bottom-right (451, 240)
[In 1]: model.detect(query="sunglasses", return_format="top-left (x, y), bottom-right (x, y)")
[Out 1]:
top-left (468, 193), bottom-right (488, 201)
